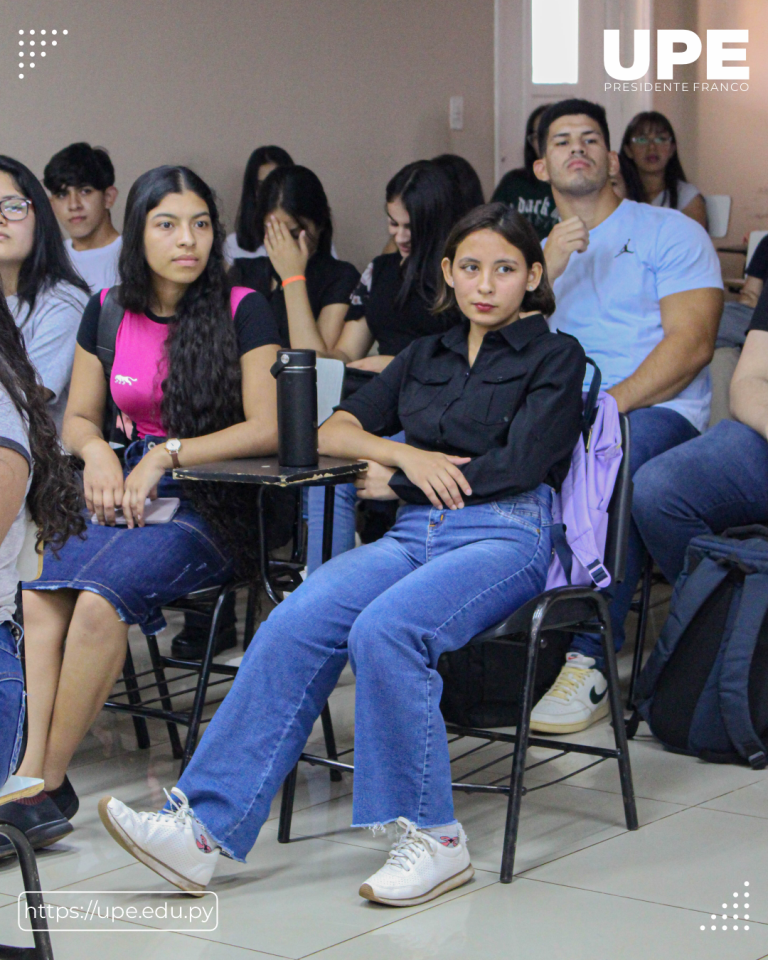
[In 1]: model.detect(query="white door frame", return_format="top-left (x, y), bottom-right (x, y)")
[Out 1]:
top-left (495, 0), bottom-right (653, 184)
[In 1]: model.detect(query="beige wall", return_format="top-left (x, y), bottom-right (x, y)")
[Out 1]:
top-left (653, 0), bottom-right (768, 262)
top-left (0, 0), bottom-right (495, 270)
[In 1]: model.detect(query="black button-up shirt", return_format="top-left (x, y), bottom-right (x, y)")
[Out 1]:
top-left (337, 313), bottom-right (586, 505)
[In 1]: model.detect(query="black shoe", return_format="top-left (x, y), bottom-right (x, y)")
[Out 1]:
top-left (0, 794), bottom-right (73, 859)
top-left (171, 624), bottom-right (238, 661)
top-left (47, 775), bottom-right (79, 821)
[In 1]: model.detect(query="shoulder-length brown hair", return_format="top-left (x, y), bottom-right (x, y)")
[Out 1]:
top-left (434, 202), bottom-right (556, 317)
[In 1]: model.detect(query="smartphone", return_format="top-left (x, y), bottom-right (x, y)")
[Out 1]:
top-left (91, 497), bottom-right (181, 525)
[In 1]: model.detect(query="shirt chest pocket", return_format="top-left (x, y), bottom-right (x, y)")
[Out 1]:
top-left (398, 371), bottom-right (452, 417)
top-left (466, 371), bottom-right (526, 425)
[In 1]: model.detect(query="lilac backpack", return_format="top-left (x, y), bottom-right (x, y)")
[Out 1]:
top-left (545, 362), bottom-right (623, 592)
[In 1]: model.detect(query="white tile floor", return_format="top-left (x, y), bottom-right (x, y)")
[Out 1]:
top-left (1, 587), bottom-right (767, 959)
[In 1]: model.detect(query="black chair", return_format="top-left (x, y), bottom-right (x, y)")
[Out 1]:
top-left (0, 783), bottom-right (54, 959)
top-left (277, 415), bottom-right (639, 882)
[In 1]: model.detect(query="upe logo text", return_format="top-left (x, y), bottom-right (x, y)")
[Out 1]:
top-left (604, 30), bottom-right (748, 81)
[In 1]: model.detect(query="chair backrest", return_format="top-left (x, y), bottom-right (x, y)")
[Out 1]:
top-left (316, 358), bottom-right (345, 425)
top-left (704, 195), bottom-right (731, 238)
top-left (602, 414), bottom-right (632, 586)
top-left (746, 230), bottom-right (768, 275)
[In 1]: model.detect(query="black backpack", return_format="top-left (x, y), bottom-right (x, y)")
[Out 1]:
top-left (634, 526), bottom-right (768, 768)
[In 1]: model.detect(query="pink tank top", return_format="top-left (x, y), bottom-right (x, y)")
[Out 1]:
top-left (102, 287), bottom-right (252, 439)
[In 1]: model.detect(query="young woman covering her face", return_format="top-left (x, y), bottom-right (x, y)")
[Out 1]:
top-left (229, 165), bottom-right (360, 351)
top-left (618, 111), bottom-right (707, 229)
top-left (99, 204), bottom-right (586, 910)
top-left (224, 145), bottom-right (294, 264)
top-left (0, 156), bottom-right (91, 432)
top-left (0, 290), bottom-right (84, 838)
top-left (10, 166), bottom-right (281, 846)
top-left (284, 160), bottom-right (459, 373)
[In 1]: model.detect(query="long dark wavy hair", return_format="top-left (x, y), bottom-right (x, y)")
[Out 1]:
top-left (253, 165), bottom-right (333, 256)
top-left (0, 286), bottom-right (84, 553)
top-left (234, 145), bottom-right (294, 252)
top-left (386, 161), bottom-right (457, 310)
top-left (619, 111), bottom-right (688, 211)
top-left (119, 165), bottom-right (281, 575)
top-left (0, 156), bottom-right (89, 316)
top-left (434, 203), bottom-right (556, 317)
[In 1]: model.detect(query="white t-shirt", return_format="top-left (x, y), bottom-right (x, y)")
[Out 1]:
top-left (8, 282), bottom-right (90, 434)
top-left (650, 180), bottom-right (701, 212)
top-left (224, 232), bottom-right (338, 266)
top-left (545, 199), bottom-right (723, 432)
top-left (0, 384), bottom-right (31, 624)
top-left (65, 235), bottom-right (122, 293)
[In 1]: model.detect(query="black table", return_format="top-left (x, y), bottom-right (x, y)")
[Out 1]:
top-left (173, 455), bottom-right (367, 605)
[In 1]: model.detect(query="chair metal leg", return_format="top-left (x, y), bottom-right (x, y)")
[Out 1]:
top-left (598, 596), bottom-right (639, 832)
top-left (500, 607), bottom-right (545, 883)
top-left (628, 554), bottom-right (653, 710)
top-left (320, 704), bottom-right (342, 782)
top-left (145, 633), bottom-right (183, 760)
top-left (244, 585), bottom-right (259, 650)
top-left (122, 644), bottom-right (150, 751)
top-left (277, 765), bottom-right (298, 843)
top-left (0, 822), bottom-right (54, 959)
top-left (179, 586), bottom-right (232, 774)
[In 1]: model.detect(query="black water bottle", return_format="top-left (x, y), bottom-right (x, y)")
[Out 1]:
top-left (270, 349), bottom-right (318, 467)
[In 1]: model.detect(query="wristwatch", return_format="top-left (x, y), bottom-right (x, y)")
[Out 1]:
top-left (165, 438), bottom-right (182, 469)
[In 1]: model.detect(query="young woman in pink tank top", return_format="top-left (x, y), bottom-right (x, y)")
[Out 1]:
top-left (11, 166), bottom-right (282, 845)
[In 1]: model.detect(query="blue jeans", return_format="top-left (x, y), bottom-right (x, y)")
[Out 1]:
top-left (176, 486), bottom-right (554, 861)
top-left (633, 419), bottom-right (768, 585)
top-left (0, 622), bottom-right (25, 785)
top-left (569, 407), bottom-right (699, 668)
top-left (305, 431), bottom-right (407, 574)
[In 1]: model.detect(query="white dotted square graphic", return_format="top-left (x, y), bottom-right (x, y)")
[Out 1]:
top-left (703, 882), bottom-right (751, 933)
top-left (17, 28), bottom-right (68, 78)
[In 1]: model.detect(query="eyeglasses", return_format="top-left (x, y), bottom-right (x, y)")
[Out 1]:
top-left (0, 197), bottom-right (33, 221)
top-left (630, 135), bottom-right (673, 146)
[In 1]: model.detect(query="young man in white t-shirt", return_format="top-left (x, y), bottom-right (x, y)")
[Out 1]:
top-left (528, 99), bottom-right (724, 733)
top-left (44, 143), bottom-right (122, 293)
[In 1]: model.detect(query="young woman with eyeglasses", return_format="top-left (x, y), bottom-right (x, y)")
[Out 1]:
top-left (0, 157), bottom-right (91, 432)
top-left (617, 111), bottom-right (707, 229)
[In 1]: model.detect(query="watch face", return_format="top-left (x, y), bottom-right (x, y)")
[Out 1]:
top-left (166, 439), bottom-right (181, 453)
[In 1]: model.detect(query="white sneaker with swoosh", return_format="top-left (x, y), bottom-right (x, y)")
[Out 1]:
top-left (530, 653), bottom-right (609, 733)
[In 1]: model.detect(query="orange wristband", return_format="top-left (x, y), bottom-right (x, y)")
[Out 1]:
top-left (281, 275), bottom-right (306, 288)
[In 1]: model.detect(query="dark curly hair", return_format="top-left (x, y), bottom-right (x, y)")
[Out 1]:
top-left (0, 286), bottom-right (85, 554)
top-left (619, 111), bottom-right (688, 211)
top-left (119, 165), bottom-right (286, 575)
top-left (434, 202), bottom-right (556, 317)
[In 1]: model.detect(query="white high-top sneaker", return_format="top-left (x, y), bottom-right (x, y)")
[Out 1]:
top-left (359, 818), bottom-right (474, 907)
top-left (530, 652), bottom-right (610, 733)
top-left (98, 787), bottom-right (220, 896)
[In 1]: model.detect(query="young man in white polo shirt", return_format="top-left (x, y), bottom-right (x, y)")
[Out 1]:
top-left (43, 143), bottom-right (122, 293)
top-left (529, 99), bottom-right (723, 733)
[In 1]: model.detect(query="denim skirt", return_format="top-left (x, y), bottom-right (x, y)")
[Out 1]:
top-left (22, 438), bottom-right (234, 635)
top-left (0, 621), bottom-right (24, 785)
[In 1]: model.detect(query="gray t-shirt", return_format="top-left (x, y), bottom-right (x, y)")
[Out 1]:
top-left (0, 384), bottom-right (31, 625)
top-left (7, 282), bottom-right (90, 433)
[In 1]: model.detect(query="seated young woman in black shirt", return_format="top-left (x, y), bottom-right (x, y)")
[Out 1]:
top-left (228, 165), bottom-right (359, 350)
top-left (272, 160), bottom-right (460, 371)
top-left (100, 204), bottom-right (586, 910)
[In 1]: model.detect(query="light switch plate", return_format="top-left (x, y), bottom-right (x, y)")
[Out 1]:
top-left (449, 95), bottom-right (464, 130)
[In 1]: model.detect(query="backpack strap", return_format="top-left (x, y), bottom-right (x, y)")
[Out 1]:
top-left (581, 356), bottom-right (601, 444)
top-left (634, 556), bottom-right (732, 713)
top-left (718, 571), bottom-right (768, 769)
top-left (95, 287), bottom-right (125, 388)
